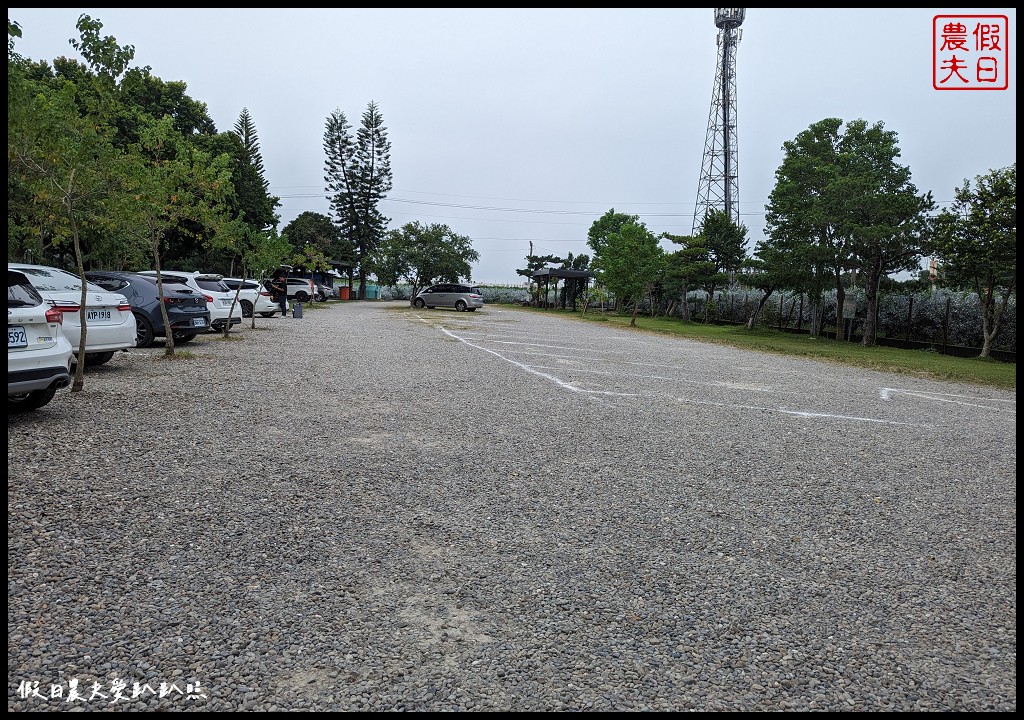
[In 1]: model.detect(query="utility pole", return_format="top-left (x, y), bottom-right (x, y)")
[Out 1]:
top-left (528, 240), bottom-right (535, 305)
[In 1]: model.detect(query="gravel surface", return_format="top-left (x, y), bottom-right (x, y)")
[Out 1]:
top-left (7, 301), bottom-right (1016, 711)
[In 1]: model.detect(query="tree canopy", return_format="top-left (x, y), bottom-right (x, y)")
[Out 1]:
top-left (324, 101), bottom-right (393, 301)
top-left (372, 221), bottom-right (479, 301)
top-left (930, 164), bottom-right (1016, 357)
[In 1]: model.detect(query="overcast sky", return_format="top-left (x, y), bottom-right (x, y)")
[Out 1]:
top-left (9, 8), bottom-right (1017, 284)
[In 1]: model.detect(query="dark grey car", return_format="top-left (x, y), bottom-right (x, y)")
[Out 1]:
top-left (413, 284), bottom-right (484, 312)
top-left (86, 271), bottom-right (211, 347)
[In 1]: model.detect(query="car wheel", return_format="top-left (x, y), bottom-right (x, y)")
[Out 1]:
top-left (172, 332), bottom-right (197, 345)
top-left (84, 351), bottom-right (116, 366)
top-left (314, 292), bottom-right (325, 302)
top-left (241, 300), bottom-right (254, 318)
top-left (259, 312), bottom-right (275, 318)
top-left (8, 386), bottom-right (58, 412)
top-left (134, 313), bottom-right (155, 348)
top-left (455, 300), bottom-right (468, 312)
top-left (413, 298), bottom-right (425, 309)
top-left (295, 292), bottom-right (310, 302)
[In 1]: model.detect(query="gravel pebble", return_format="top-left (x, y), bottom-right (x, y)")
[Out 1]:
top-left (7, 301), bottom-right (1016, 711)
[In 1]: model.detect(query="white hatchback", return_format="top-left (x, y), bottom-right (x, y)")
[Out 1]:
top-left (8, 263), bottom-right (137, 366)
top-left (8, 267), bottom-right (74, 411)
top-left (138, 271), bottom-right (243, 332)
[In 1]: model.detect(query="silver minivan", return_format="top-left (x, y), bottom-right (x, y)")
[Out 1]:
top-left (413, 284), bottom-right (484, 312)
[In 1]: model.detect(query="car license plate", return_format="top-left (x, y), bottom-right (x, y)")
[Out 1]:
top-left (8, 326), bottom-right (28, 348)
top-left (192, 318), bottom-right (207, 327)
top-left (86, 309), bottom-right (112, 322)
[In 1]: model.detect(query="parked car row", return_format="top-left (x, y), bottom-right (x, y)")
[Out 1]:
top-left (9, 263), bottom-right (138, 366)
top-left (85, 270), bottom-right (211, 347)
top-left (8, 263), bottom-right (348, 412)
top-left (136, 271), bottom-right (243, 333)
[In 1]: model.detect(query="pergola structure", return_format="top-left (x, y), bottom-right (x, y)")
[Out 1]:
top-left (531, 268), bottom-right (595, 310)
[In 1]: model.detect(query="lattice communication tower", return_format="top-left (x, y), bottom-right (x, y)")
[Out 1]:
top-left (693, 8), bottom-right (745, 234)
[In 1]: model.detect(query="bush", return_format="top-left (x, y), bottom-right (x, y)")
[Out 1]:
top-left (718, 286), bottom-right (1015, 351)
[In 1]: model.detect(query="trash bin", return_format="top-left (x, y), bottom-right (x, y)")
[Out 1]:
top-left (293, 302), bottom-right (303, 318)
top-left (338, 286), bottom-right (350, 301)
top-left (365, 285), bottom-right (378, 300)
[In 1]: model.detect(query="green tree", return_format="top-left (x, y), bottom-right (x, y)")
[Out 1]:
top-left (372, 221), bottom-right (479, 302)
top-left (662, 234), bottom-right (715, 321)
top-left (113, 115), bottom-right (240, 349)
top-left (930, 164), bottom-right (1016, 358)
top-left (697, 208), bottom-right (748, 320)
top-left (766, 118), bottom-right (934, 342)
top-left (281, 211), bottom-right (354, 288)
top-left (834, 120), bottom-right (934, 346)
top-left (8, 15), bottom-right (136, 390)
top-left (593, 222), bottom-right (664, 326)
top-left (587, 209), bottom-right (642, 265)
top-left (739, 235), bottom-right (812, 330)
top-left (230, 107), bottom-right (280, 233)
top-left (765, 118), bottom-right (851, 339)
top-left (324, 101), bottom-right (393, 301)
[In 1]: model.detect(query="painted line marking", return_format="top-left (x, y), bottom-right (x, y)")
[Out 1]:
top-left (880, 387), bottom-right (1015, 414)
top-left (432, 323), bottom-right (907, 423)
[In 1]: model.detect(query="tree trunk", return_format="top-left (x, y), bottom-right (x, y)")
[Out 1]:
top-left (861, 256), bottom-right (883, 346)
top-left (630, 296), bottom-right (639, 326)
top-left (834, 278), bottom-right (846, 341)
top-left (746, 289), bottom-right (774, 330)
top-left (977, 286), bottom-right (1006, 359)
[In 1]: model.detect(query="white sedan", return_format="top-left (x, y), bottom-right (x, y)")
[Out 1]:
top-left (8, 263), bottom-right (137, 366)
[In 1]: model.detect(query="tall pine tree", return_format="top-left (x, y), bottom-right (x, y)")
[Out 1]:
top-left (323, 101), bottom-right (393, 300)
top-left (231, 107), bottom-right (279, 234)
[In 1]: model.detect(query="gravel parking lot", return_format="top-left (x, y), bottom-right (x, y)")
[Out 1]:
top-left (8, 300), bottom-right (1016, 711)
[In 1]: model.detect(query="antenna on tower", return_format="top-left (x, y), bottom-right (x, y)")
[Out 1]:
top-left (693, 8), bottom-right (745, 235)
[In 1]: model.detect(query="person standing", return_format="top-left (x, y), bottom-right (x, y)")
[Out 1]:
top-left (269, 273), bottom-right (288, 317)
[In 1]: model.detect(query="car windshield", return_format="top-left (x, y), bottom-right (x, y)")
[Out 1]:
top-left (18, 267), bottom-right (105, 293)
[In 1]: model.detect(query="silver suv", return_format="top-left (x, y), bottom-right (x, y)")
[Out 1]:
top-left (413, 283), bottom-right (484, 312)
top-left (285, 277), bottom-right (316, 303)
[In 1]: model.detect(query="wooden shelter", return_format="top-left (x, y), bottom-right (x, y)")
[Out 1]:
top-left (532, 268), bottom-right (595, 310)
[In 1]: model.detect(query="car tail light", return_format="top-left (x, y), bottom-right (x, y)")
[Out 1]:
top-left (203, 294), bottom-right (214, 303)
top-left (117, 302), bottom-right (131, 311)
top-left (259, 291), bottom-right (271, 297)
top-left (51, 301), bottom-right (80, 313)
top-left (45, 307), bottom-right (64, 324)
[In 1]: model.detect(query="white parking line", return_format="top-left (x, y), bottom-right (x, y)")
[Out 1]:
top-left (434, 326), bottom-right (636, 398)
top-left (672, 397), bottom-right (913, 425)
top-left (880, 387), bottom-right (1016, 414)
top-left (432, 323), bottom-right (909, 423)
